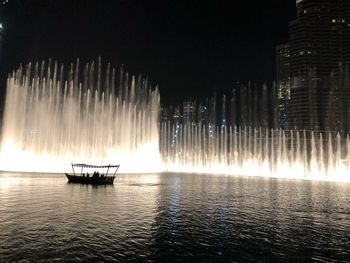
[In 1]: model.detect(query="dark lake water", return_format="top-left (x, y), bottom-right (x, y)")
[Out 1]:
top-left (0, 172), bottom-right (349, 262)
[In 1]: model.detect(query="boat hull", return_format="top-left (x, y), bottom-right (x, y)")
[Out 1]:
top-left (65, 173), bottom-right (115, 185)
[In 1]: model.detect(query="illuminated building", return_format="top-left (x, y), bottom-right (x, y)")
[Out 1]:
top-left (276, 43), bottom-right (290, 128)
top-left (0, 22), bottom-right (3, 58)
top-left (183, 101), bottom-right (196, 124)
top-left (160, 106), bottom-right (170, 122)
top-left (287, 0), bottom-right (350, 131)
top-left (197, 104), bottom-right (208, 125)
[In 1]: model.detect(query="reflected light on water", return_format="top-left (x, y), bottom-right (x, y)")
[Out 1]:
top-left (0, 173), bottom-right (349, 262)
top-left (0, 176), bottom-right (22, 189)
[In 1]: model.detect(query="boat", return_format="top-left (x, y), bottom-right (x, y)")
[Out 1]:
top-left (65, 163), bottom-right (120, 185)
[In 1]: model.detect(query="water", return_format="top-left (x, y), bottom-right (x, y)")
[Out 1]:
top-left (160, 124), bottom-right (350, 182)
top-left (1, 59), bottom-right (350, 182)
top-left (1, 172), bottom-right (349, 262)
top-left (0, 59), bottom-right (162, 173)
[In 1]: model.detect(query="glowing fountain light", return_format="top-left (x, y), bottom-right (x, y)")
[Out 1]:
top-left (160, 123), bottom-right (350, 183)
top-left (0, 59), bottom-right (163, 173)
top-left (1, 58), bottom-right (350, 183)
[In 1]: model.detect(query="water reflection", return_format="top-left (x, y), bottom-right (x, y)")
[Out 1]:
top-left (0, 176), bottom-right (20, 188)
top-left (0, 172), bottom-right (349, 262)
top-left (149, 174), bottom-right (350, 262)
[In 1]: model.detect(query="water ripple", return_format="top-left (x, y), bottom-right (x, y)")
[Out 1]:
top-left (0, 172), bottom-right (349, 262)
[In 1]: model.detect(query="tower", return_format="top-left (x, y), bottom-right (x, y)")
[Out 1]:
top-left (276, 43), bottom-right (290, 128)
top-left (287, 0), bottom-right (350, 131)
top-left (0, 22), bottom-right (3, 60)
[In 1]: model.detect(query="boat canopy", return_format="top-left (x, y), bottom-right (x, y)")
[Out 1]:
top-left (70, 163), bottom-right (120, 177)
top-left (72, 163), bottom-right (120, 168)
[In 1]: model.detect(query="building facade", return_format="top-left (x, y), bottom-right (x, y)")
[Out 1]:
top-left (0, 23), bottom-right (3, 60)
top-left (276, 43), bottom-right (291, 128)
top-left (183, 101), bottom-right (196, 124)
top-left (287, 0), bottom-right (350, 131)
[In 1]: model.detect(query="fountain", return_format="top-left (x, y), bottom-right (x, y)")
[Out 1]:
top-left (0, 59), bottom-right (163, 173)
top-left (0, 59), bottom-right (349, 182)
top-left (159, 84), bottom-right (350, 182)
top-left (160, 123), bottom-right (350, 182)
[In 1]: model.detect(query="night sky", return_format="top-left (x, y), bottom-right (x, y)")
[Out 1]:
top-left (0, 0), bottom-right (296, 105)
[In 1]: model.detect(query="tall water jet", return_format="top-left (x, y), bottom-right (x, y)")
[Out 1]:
top-left (160, 87), bottom-right (350, 182)
top-left (1, 59), bottom-right (350, 182)
top-left (0, 59), bottom-right (163, 173)
top-left (160, 122), bottom-right (350, 182)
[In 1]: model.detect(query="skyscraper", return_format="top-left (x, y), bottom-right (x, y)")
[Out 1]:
top-left (276, 43), bottom-right (290, 128)
top-left (183, 101), bottom-right (196, 124)
top-left (0, 22), bottom-right (3, 59)
top-left (287, 0), bottom-right (350, 131)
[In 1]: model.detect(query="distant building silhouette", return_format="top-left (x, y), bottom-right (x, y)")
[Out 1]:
top-left (0, 22), bottom-right (3, 61)
top-left (197, 104), bottom-right (208, 125)
top-left (183, 101), bottom-right (196, 124)
top-left (285, 0), bottom-right (350, 132)
top-left (276, 43), bottom-right (290, 128)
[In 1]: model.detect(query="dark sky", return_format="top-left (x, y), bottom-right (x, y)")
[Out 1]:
top-left (0, 0), bottom-right (296, 105)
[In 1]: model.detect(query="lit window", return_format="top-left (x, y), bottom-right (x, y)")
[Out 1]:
top-left (332, 19), bottom-right (336, 23)
top-left (342, 19), bottom-right (346, 23)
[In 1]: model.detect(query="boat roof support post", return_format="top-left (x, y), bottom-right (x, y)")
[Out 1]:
top-left (113, 165), bottom-right (120, 176)
top-left (106, 165), bottom-right (110, 175)
top-left (72, 164), bottom-right (75, 175)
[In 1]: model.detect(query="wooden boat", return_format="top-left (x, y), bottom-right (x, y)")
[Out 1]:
top-left (65, 163), bottom-right (120, 185)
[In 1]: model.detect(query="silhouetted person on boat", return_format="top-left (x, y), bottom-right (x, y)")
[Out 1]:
top-left (93, 171), bottom-right (100, 178)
